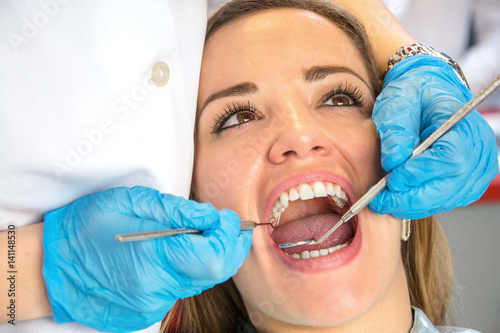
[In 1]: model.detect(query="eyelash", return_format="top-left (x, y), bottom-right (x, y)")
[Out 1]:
top-left (210, 101), bottom-right (260, 134)
top-left (210, 83), bottom-right (365, 134)
top-left (321, 82), bottom-right (364, 108)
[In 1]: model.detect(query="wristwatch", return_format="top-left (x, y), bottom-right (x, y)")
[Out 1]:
top-left (386, 43), bottom-right (469, 88)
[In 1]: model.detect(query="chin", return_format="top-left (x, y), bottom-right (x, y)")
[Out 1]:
top-left (245, 286), bottom-right (375, 330)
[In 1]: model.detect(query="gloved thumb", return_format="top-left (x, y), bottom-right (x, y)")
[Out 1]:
top-left (99, 186), bottom-right (224, 231)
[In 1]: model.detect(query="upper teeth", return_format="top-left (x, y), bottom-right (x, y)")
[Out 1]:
top-left (269, 181), bottom-right (348, 223)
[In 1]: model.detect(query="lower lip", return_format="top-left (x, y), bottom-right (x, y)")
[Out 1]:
top-left (269, 221), bottom-right (362, 273)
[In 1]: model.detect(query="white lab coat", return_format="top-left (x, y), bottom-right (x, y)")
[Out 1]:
top-left (0, 0), bottom-right (227, 332)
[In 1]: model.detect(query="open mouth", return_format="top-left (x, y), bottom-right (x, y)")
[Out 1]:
top-left (268, 181), bottom-right (357, 260)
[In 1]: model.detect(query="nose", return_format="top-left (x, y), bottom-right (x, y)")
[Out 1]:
top-left (268, 104), bottom-right (333, 164)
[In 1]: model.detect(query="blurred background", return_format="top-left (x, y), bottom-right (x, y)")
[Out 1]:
top-left (382, 0), bottom-right (500, 332)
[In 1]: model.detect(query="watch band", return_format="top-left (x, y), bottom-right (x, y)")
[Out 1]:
top-left (386, 43), bottom-right (469, 88)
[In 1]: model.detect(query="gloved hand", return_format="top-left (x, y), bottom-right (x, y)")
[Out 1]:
top-left (42, 186), bottom-right (252, 332)
top-left (370, 54), bottom-right (499, 219)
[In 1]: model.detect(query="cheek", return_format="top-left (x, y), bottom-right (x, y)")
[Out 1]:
top-left (194, 135), bottom-right (267, 206)
top-left (358, 135), bottom-right (383, 178)
top-left (336, 120), bottom-right (383, 184)
top-left (194, 143), bottom-right (237, 205)
top-left (354, 121), bottom-right (380, 159)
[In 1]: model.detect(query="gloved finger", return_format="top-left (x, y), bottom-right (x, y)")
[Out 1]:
top-left (158, 194), bottom-right (222, 230)
top-left (373, 83), bottom-right (420, 172)
top-left (77, 186), bottom-right (171, 223)
top-left (95, 186), bottom-right (224, 230)
top-left (385, 126), bottom-right (472, 191)
top-left (161, 209), bottom-right (252, 284)
top-left (369, 176), bottom-right (467, 219)
top-left (418, 91), bottom-right (472, 141)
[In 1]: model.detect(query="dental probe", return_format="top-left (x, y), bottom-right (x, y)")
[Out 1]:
top-left (115, 220), bottom-right (269, 242)
top-left (279, 75), bottom-right (500, 249)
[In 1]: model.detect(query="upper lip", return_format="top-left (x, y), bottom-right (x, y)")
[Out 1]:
top-left (263, 170), bottom-right (356, 227)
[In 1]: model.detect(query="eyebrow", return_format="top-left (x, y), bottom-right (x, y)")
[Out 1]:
top-left (199, 82), bottom-right (258, 114)
top-left (198, 66), bottom-right (370, 114)
top-left (304, 66), bottom-right (370, 87)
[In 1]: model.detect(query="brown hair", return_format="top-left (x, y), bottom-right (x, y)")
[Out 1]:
top-left (403, 216), bottom-right (455, 325)
top-left (162, 0), bottom-right (454, 331)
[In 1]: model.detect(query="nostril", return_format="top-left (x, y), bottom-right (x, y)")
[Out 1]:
top-left (282, 146), bottom-right (324, 158)
top-left (312, 146), bottom-right (328, 155)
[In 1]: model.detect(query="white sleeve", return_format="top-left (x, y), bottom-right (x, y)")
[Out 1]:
top-left (0, 0), bottom-right (205, 230)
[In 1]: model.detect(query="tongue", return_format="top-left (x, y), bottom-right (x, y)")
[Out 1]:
top-left (270, 213), bottom-right (354, 255)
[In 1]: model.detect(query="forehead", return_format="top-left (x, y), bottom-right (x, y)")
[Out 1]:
top-left (200, 8), bottom-right (368, 96)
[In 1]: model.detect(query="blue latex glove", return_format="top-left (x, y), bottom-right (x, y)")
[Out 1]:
top-left (42, 186), bottom-right (252, 332)
top-left (370, 54), bottom-right (499, 219)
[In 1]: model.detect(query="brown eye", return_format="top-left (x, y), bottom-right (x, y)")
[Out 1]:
top-left (211, 101), bottom-right (261, 134)
top-left (236, 112), bottom-right (256, 124)
top-left (221, 111), bottom-right (257, 129)
top-left (321, 83), bottom-right (364, 109)
top-left (325, 95), bottom-right (354, 106)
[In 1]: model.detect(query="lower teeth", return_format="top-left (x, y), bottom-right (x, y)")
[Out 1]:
top-left (286, 238), bottom-right (353, 260)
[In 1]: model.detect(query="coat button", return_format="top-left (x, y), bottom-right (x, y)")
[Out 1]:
top-left (151, 61), bottom-right (169, 87)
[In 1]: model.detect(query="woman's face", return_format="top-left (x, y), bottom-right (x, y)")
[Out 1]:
top-left (195, 8), bottom-right (410, 331)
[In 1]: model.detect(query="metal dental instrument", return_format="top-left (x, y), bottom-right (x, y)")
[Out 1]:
top-left (279, 75), bottom-right (500, 249)
top-left (115, 216), bottom-right (280, 243)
